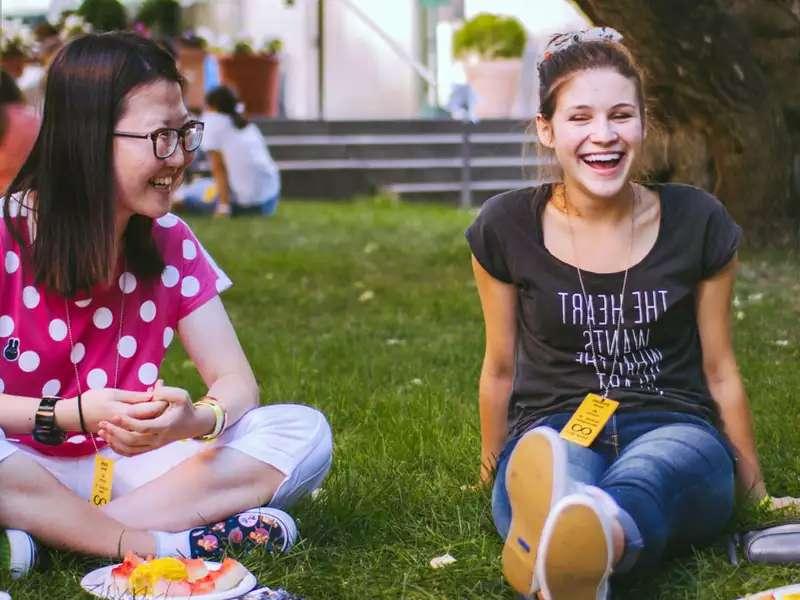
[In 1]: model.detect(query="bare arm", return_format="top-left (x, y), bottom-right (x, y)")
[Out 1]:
top-left (696, 256), bottom-right (766, 501)
top-left (178, 295), bottom-right (260, 435)
top-left (208, 150), bottom-right (232, 212)
top-left (472, 255), bottom-right (518, 483)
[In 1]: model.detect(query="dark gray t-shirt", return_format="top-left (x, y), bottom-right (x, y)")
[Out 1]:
top-left (466, 183), bottom-right (742, 439)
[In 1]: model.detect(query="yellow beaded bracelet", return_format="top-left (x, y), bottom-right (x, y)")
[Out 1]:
top-left (194, 396), bottom-right (227, 441)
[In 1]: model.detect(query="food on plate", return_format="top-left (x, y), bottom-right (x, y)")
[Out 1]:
top-left (108, 553), bottom-right (249, 597)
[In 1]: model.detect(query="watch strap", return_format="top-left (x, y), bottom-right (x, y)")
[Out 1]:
top-left (33, 396), bottom-right (66, 445)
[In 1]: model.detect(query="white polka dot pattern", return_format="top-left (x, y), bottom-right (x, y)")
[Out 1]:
top-left (118, 335), bottom-right (137, 358)
top-left (181, 276), bottom-right (200, 298)
top-left (70, 342), bottom-right (86, 364)
top-left (163, 327), bottom-right (174, 348)
top-left (156, 214), bottom-right (179, 228)
top-left (161, 265), bottom-right (180, 288)
top-left (4, 251), bottom-right (19, 274)
top-left (182, 239), bottom-right (197, 260)
top-left (67, 435), bottom-right (87, 444)
top-left (93, 307), bottom-right (113, 329)
top-left (75, 298), bottom-right (92, 308)
top-left (87, 368), bottom-right (107, 389)
top-left (139, 301), bottom-right (156, 322)
top-left (138, 362), bottom-right (158, 385)
top-left (119, 272), bottom-right (137, 294)
top-left (49, 319), bottom-right (67, 342)
top-left (19, 350), bottom-right (40, 372)
top-left (0, 315), bottom-right (13, 337)
top-left (42, 379), bottom-right (61, 396)
top-left (0, 378), bottom-right (4, 393)
top-left (22, 286), bottom-right (39, 309)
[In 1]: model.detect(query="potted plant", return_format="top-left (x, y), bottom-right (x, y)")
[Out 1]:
top-left (217, 37), bottom-right (281, 117)
top-left (0, 20), bottom-right (35, 78)
top-left (136, 0), bottom-right (182, 38)
top-left (77, 0), bottom-right (128, 33)
top-left (453, 13), bottom-right (527, 118)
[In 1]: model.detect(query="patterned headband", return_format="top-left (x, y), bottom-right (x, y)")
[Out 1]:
top-left (538, 27), bottom-right (624, 68)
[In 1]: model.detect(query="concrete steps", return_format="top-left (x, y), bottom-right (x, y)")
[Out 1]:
top-left (215, 118), bottom-right (547, 205)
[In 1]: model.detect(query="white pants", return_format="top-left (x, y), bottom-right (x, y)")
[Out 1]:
top-left (0, 404), bottom-right (332, 510)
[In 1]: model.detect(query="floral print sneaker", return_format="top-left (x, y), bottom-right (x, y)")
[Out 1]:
top-left (189, 508), bottom-right (298, 560)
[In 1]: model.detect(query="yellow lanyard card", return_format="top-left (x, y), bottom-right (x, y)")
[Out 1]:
top-left (90, 455), bottom-right (115, 507)
top-left (560, 393), bottom-right (619, 447)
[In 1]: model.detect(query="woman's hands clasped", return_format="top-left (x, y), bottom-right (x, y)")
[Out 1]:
top-left (96, 381), bottom-right (208, 457)
top-left (79, 387), bottom-right (168, 435)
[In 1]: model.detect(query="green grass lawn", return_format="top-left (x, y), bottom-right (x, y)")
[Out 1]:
top-left (3, 198), bottom-right (800, 599)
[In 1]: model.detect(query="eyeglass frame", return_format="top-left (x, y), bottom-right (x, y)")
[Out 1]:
top-left (112, 120), bottom-right (205, 159)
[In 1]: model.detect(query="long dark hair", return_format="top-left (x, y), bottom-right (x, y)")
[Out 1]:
top-left (0, 69), bottom-right (23, 142)
top-left (206, 85), bottom-right (248, 129)
top-left (3, 32), bottom-right (183, 297)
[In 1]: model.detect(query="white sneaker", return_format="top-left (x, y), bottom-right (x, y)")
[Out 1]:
top-left (502, 427), bottom-right (579, 597)
top-left (535, 493), bottom-right (614, 600)
top-left (6, 529), bottom-right (37, 579)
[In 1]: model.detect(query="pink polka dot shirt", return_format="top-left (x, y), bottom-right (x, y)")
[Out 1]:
top-left (0, 207), bottom-right (232, 456)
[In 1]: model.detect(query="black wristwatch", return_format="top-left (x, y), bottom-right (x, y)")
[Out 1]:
top-left (33, 396), bottom-right (66, 445)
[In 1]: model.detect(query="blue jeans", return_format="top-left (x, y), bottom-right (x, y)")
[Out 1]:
top-left (176, 177), bottom-right (280, 216)
top-left (492, 411), bottom-right (735, 572)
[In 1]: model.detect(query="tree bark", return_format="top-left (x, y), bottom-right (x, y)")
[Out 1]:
top-left (571, 0), bottom-right (799, 234)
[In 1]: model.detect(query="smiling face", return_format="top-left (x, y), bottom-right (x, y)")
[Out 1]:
top-left (536, 67), bottom-right (644, 200)
top-left (113, 79), bottom-right (194, 225)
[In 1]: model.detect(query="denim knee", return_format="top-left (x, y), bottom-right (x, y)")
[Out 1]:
top-left (601, 423), bottom-right (735, 570)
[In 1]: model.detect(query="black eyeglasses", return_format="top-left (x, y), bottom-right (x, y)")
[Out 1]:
top-left (113, 120), bottom-right (205, 159)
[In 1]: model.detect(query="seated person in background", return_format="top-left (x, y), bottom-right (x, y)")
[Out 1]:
top-left (0, 70), bottom-right (40, 193)
top-left (174, 86), bottom-right (280, 217)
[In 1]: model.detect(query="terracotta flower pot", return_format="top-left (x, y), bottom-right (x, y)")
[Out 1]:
top-left (465, 59), bottom-right (522, 119)
top-left (177, 46), bottom-right (207, 113)
top-left (218, 53), bottom-right (279, 118)
top-left (1, 55), bottom-right (27, 79)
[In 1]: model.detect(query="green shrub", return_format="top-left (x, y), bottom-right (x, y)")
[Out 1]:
top-left (453, 12), bottom-right (526, 60)
top-left (137, 0), bottom-right (182, 38)
top-left (77, 0), bottom-right (127, 32)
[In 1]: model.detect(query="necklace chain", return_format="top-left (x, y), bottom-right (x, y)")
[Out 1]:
top-left (63, 269), bottom-right (126, 447)
top-left (562, 182), bottom-right (638, 399)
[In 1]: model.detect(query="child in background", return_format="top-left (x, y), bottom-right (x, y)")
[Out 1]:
top-left (174, 86), bottom-right (280, 217)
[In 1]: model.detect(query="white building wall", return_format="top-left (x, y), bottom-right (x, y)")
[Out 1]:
top-left (237, 0), bottom-right (320, 119)
top-left (204, 0), bottom-right (421, 119)
top-left (322, 0), bottom-right (421, 119)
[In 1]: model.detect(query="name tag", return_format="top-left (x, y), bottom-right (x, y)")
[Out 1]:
top-left (90, 455), bottom-right (115, 506)
top-left (560, 393), bottom-right (619, 447)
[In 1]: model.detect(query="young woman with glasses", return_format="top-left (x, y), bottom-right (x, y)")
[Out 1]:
top-left (0, 32), bottom-right (331, 577)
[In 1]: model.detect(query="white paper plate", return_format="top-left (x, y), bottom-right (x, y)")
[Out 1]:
top-left (80, 560), bottom-right (257, 600)
top-left (739, 583), bottom-right (800, 599)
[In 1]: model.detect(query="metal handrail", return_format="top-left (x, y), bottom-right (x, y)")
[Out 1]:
top-left (333, 0), bottom-right (439, 93)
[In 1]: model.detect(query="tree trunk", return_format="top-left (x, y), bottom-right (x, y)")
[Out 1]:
top-left (572, 0), bottom-right (799, 235)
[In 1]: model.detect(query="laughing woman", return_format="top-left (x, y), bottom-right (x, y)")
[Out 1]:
top-left (467, 28), bottom-right (797, 600)
top-left (0, 32), bottom-right (331, 577)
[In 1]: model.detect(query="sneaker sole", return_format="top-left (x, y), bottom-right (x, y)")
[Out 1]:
top-left (501, 428), bottom-right (566, 597)
top-left (538, 500), bottom-right (610, 600)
